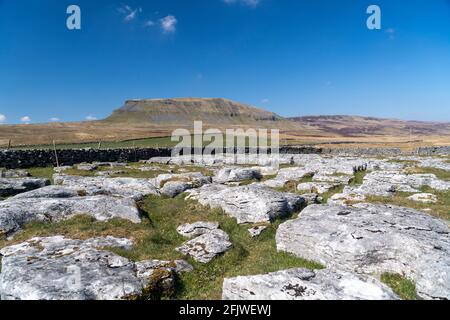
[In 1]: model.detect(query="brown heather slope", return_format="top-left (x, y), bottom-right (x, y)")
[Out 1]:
top-left (289, 115), bottom-right (450, 137)
top-left (0, 98), bottom-right (449, 148)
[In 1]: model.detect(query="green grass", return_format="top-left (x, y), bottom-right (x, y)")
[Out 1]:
top-left (350, 171), bottom-right (367, 185)
top-left (9, 134), bottom-right (280, 151)
top-left (365, 187), bottom-right (450, 221)
top-left (406, 167), bottom-right (450, 181)
top-left (0, 195), bottom-right (323, 300)
top-left (387, 159), bottom-right (420, 166)
top-left (381, 273), bottom-right (417, 300)
top-left (27, 167), bottom-right (56, 182)
top-left (9, 136), bottom-right (177, 150)
top-left (318, 185), bottom-right (345, 204)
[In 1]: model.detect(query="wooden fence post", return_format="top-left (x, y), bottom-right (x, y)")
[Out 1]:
top-left (53, 140), bottom-right (60, 168)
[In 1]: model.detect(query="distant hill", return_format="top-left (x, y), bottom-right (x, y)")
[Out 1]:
top-left (105, 98), bottom-right (290, 127)
top-left (289, 115), bottom-right (450, 137)
top-left (0, 98), bottom-right (449, 147)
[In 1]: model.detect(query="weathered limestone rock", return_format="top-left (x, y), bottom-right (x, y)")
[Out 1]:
top-left (276, 203), bottom-right (450, 300)
top-left (250, 166), bottom-right (279, 177)
top-left (53, 174), bottom-right (159, 200)
top-left (176, 229), bottom-right (232, 263)
top-left (248, 226), bottom-right (268, 237)
top-left (0, 236), bottom-right (191, 300)
top-left (276, 167), bottom-right (314, 181)
top-left (186, 184), bottom-right (305, 224)
top-left (329, 170), bottom-right (449, 204)
top-left (11, 185), bottom-right (82, 199)
top-left (363, 171), bottom-right (450, 192)
top-left (213, 168), bottom-right (262, 184)
top-left (418, 158), bottom-right (450, 171)
top-left (312, 174), bottom-right (353, 184)
top-left (299, 193), bottom-right (320, 205)
top-left (157, 172), bottom-right (212, 198)
top-left (76, 163), bottom-right (98, 171)
top-left (260, 167), bottom-right (313, 189)
top-left (95, 170), bottom-right (127, 177)
top-left (222, 268), bottom-right (399, 300)
top-left (143, 157), bottom-right (172, 165)
top-left (177, 221), bottom-right (220, 238)
top-left (54, 166), bottom-right (71, 173)
top-left (297, 182), bottom-right (340, 194)
top-left (0, 178), bottom-right (50, 197)
top-left (289, 155), bottom-right (367, 175)
top-left (408, 193), bottom-right (438, 204)
top-left (134, 259), bottom-right (194, 278)
top-left (328, 191), bottom-right (366, 205)
top-left (0, 169), bottom-right (30, 178)
top-left (0, 195), bottom-right (141, 235)
top-left (260, 178), bottom-right (290, 188)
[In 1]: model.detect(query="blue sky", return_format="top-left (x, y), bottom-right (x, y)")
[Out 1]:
top-left (1, 0), bottom-right (450, 124)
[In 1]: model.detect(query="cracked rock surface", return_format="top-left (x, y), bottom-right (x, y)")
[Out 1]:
top-left (157, 172), bottom-right (212, 198)
top-left (177, 221), bottom-right (220, 238)
top-left (0, 236), bottom-right (191, 300)
top-left (176, 229), bottom-right (232, 263)
top-left (213, 167), bottom-right (262, 184)
top-left (186, 184), bottom-right (305, 224)
top-left (0, 178), bottom-right (50, 197)
top-left (223, 268), bottom-right (399, 300)
top-left (53, 174), bottom-right (159, 200)
top-left (0, 195), bottom-right (141, 235)
top-left (276, 203), bottom-right (450, 300)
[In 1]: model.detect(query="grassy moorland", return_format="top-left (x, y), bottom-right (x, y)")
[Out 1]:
top-left (1, 162), bottom-right (437, 299)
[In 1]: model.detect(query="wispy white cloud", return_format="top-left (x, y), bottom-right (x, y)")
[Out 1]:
top-left (223, 0), bottom-right (261, 7)
top-left (261, 98), bottom-right (270, 104)
top-left (118, 4), bottom-right (142, 22)
top-left (20, 116), bottom-right (31, 124)
top-left (0, 114), bottom-right (6, 124)
top-left (49, 117), bottom-right (60, 122)
top-left (85, 115), bottom-right (97, 121)
top-left (160, 15), bottom-right (177, 33)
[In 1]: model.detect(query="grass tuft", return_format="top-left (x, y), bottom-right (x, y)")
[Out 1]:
top-left (381, 273), bottom-right (417, 300)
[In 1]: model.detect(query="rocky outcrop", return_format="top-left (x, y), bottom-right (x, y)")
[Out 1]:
top-left (362, 171), bottom-right (449, 192)
top-left (248, 226), bottom-right (267, 237)
top-left (0, 236), bottom-right (191, 300)
top-left (213, 168), bottom-right (262, 184)
top-left (312, 174), bottom-right (353, 184)
top-left (11, 185), bottom-right (82, 199)
top-left (157, 173), bottom-right (212, 198)
top-left (76, 163), bottom-right (98, 171)
top-left (408, 193), bottom-right (438, 203)
top-left (297, 182), bottom-right (340, 194)
top-left (176, 229), bottom-right (232, 263)
top-left (276, 204), bottom-right (450, 300)
top-left (53, 174), bottom-right (159, 200)
top-left (0, 178), bottom-right (50, 197)
top-left (222, 268), bottom-right (399, 300)
top-left (186, 184), bottom-right (305, 224)
top-left (329, 170), bottom-right (449, 205)
top-left (0, 195), bottom-right (140, 236)
top-left (176, 221), bottom-right (220, 238)
top-left (0, 169), bottom-right (30, 178)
